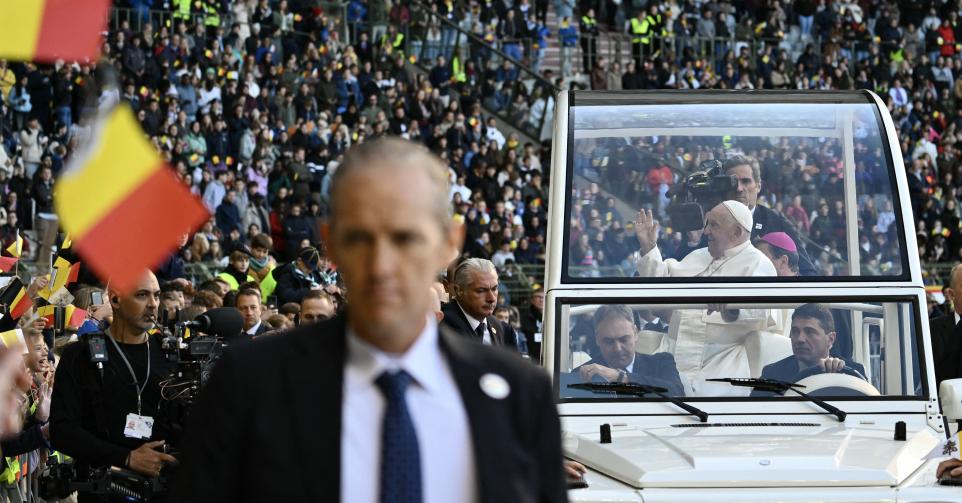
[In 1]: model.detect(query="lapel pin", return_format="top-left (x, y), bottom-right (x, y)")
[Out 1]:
top-left (480, 373), bottom-right (510, 399)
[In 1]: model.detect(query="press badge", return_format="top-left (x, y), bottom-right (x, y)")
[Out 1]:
top-left (124, 413), bottom-right (154, 439)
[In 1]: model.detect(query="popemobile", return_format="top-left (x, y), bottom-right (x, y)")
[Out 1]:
top-left (543, 90), bottom-right (962, 502)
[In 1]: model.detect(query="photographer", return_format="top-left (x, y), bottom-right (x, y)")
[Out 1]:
top-left (49, 270), bottom-right (176, 500)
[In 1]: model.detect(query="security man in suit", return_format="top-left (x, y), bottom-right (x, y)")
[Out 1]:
top-left (753, 303), bottom-right (866, 396)
top-left (576, 304), bottom-right (685, 396)
top-left (723, 155), bottom-right (818, 276)
top-left (171, 138), bottom-right (567, 502)
top-left (931, 264), bottom-right (962, 385)
top-left (441, 258), bottom-right (520, 352)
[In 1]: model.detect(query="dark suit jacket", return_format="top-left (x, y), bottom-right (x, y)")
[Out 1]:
top-left (751, 355), bottom-right (866, 396)
top-left (751, 204), bottom-right (817, 277)
top-left (930, 313), bottom-right (962, 385)
top-left (170, 315), bottom-right (566, 502)
top-left (578, 352), bottom-right (685, 397)
top-left (441, 301), bottom-right (519, 352)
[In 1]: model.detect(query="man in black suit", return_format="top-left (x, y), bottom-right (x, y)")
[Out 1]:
top-left (235, 287), bottom-right (270, 338)
top-left (930, 264), bottom-right (962, 385)
top-left (575, 304), bottom-right (685, 396)
top-left (441, 258), bottom-right (520, 352)
top-left (171, 138), bottom-right (566, 502)
top-left (753, 303), bottom-right (866, 396)
top-left (724, 155), bottom-right (818, 276)
top-left (520, 287), bottom-right (545, 362)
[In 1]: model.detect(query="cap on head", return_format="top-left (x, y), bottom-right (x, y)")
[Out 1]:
top-left (758, 231), bottom-right (797, 253)
top-left (297, 246), bottom-right (321, 271)
top-left (720, 200), bottom-right (752, 232)
top-left (230, 244), bottom-right (254, 260)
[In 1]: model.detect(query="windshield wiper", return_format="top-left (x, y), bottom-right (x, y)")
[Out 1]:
top-left (706, 378), bottom-right (847, 422)
top-left (568, 382), bottom-right (708, 423)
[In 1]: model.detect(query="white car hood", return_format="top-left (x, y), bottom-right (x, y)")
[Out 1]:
top-left (564, 424), bottom-right (940, 488)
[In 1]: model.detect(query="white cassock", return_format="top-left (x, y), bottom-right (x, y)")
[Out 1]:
top-left (637, 240), bottom-right (778, 396)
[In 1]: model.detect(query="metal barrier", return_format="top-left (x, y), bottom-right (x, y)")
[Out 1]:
top-left (109, 4), bottom-right (348, 52)
top-left (397, 0), bottom-right (559, 143)
top-left (110, 8), bottom-right (230, 34)
top-left (570, 32), bottom-right (785, 77)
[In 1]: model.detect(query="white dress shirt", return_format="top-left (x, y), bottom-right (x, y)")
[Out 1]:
top-left (245, 320), bottom-right (262, 336)
top-left (458, 303), bottom-right (492, 345)
top-left (341, 318), bottom-right (478, 503)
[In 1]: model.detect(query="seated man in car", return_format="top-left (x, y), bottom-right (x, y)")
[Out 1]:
top-left (635, 200), bottom-right (777, 396)
top-left (754, 232), bottom-right (854, 360)
top-left (752, 303), bottom-right (866, 396)
top-left (577, 304), bottom-right (685, 396)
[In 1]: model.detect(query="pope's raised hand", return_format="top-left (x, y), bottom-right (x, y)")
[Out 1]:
top-left (634, 209), bottom-right (659, 255)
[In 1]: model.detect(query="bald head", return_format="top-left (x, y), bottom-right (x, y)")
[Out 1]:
top-left (330, 137), bottom-right (451, 231)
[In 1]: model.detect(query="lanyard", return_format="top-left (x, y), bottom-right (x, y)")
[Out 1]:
top-left (107, 332), bottom-right (150, 415)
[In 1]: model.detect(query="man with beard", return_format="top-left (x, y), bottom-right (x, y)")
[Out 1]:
top-left (50, 270), bottom-right (177, 494)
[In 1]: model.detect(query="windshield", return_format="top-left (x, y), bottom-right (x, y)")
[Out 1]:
top-left (564, 98), bottom-right (909, 281)
top-left (555, 298), bottom-right (923, 401)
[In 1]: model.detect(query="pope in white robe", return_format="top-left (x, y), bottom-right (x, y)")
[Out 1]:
top-left (634, 201), bottom-right (777, 396)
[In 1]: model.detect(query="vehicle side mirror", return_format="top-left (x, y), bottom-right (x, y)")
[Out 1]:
top-left (939, 379), bottom-right (962, 424)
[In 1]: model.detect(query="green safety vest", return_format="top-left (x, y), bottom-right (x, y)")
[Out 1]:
top-left (581, 15), bottom-right (596, 31)
top-left (260, 269), bottom-right (277, 300)
top-left (381, 33), bottom-right (404, 55)
top-left (631, 17), bottom-right (650, 44)
top-left (216, 271), bottom-right (256, 291)
top-left (0, 457), bottom-right (19, 485)
top-left (452, 56), bottom-right (466, 83)
top-left (202, 1), bottom-right (220, 27)
top-left (173, 0), bottom-right (191, 20)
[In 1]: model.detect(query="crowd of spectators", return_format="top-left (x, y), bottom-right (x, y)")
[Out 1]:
top-left (0, 1), bottom-right (959, 498)
top-left (554, 0), bottom-right (962, 281)
top-left (0, 0), bottom-right (561, 311)
top-left (0, 0), bottom-right (961, 319)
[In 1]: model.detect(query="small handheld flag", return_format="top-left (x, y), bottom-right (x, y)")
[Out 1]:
top-left (6, 232), bottom-right (22, 258)
top-left (54, 106), bottom-right (209, 293)
top-left (924, 431), bottom-right (962, 461)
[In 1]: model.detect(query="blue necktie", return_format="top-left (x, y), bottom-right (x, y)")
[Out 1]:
top-left (375, 370), bottom-right (422, 503)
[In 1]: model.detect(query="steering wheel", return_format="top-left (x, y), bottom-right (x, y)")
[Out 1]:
top-left (785, 366), bottom-right (880, 397)
top-left (791, 364), bottom-right (864, 383)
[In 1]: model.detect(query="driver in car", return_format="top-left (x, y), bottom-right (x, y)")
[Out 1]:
top-left (577, 304), bottom-right (685, 396)
top-left (752, 303), bottom-right (866, 396)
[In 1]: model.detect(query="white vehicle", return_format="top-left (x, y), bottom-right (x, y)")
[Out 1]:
top-left (543, 90), bottom-right (962, 502)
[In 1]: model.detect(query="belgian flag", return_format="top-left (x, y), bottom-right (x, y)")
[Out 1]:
top-left (0, 279), bottom-right (32, 321)
top-left (54, 106), bottom-right (209, 293)
top-left (0, 0), bottom-right (110, 63)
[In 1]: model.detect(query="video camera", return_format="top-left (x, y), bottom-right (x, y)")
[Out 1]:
top-left (157, 307), bottom-right (243, 406)
top-left (38, 459), bottom-right (165, 502)
top-left (157, 307), bottom-right (242, 444)
top-left (666, 159), bottom-right (738, 232)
